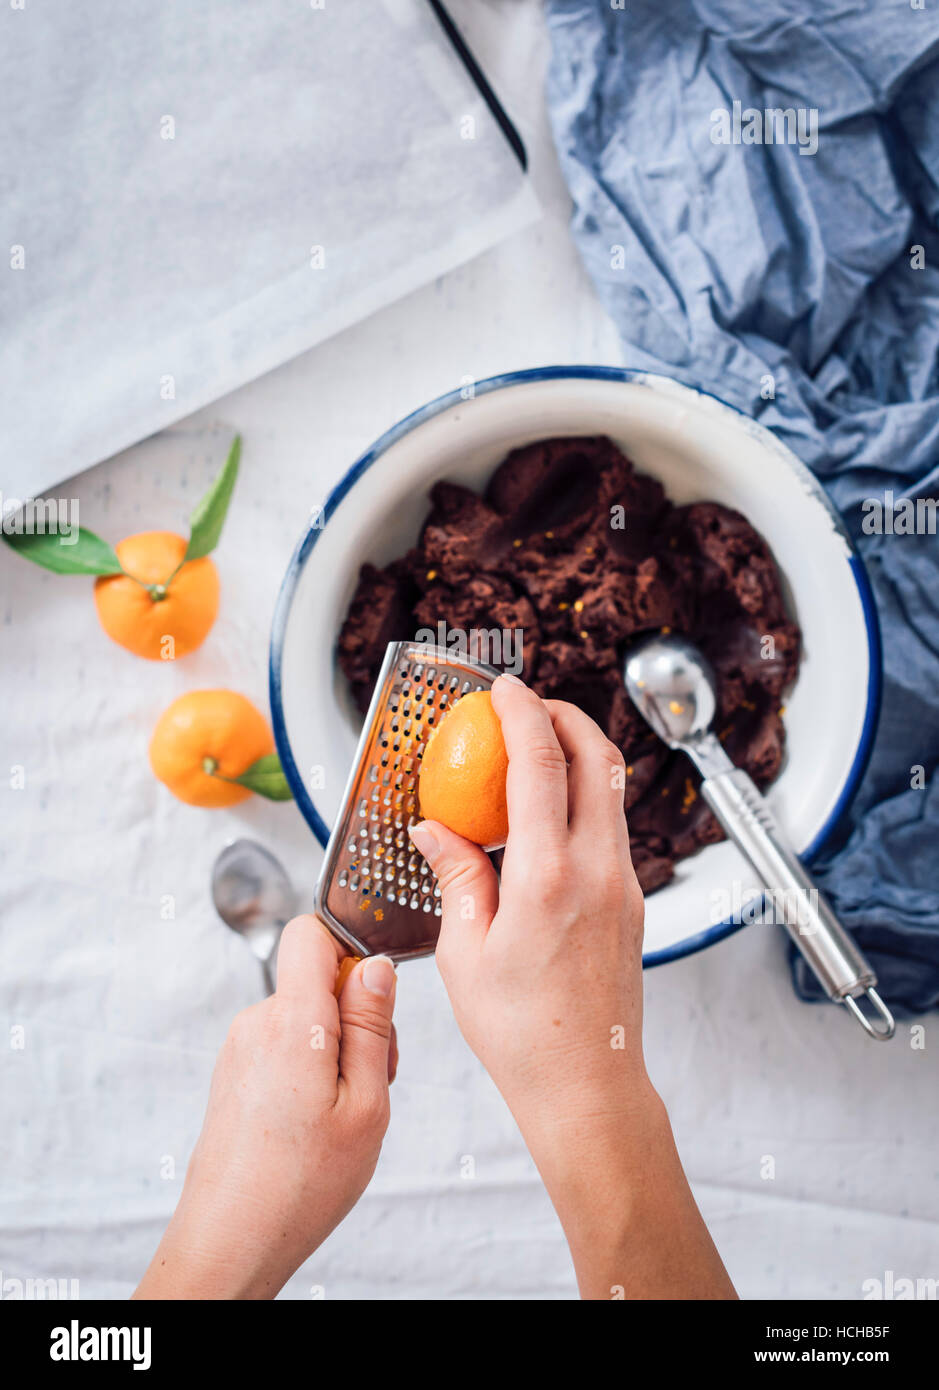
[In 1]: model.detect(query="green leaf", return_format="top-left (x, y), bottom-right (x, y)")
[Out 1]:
top-left (231, 754), bottom-right (293, 801)
top-left (185, 435), bottom-right (241, 561)
top-left (2, 526), bottom-right (123, 576)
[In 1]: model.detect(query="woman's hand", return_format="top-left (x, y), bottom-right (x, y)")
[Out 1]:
top-left (134, 917), bottom-right (397, 1300)
top-left (410, 673), bottom-right (736, 1300)
top-left (413, 677), bottom-right (649, 1136)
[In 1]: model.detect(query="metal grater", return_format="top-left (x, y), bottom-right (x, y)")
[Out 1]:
top-left (314, 642), bottom-right (500, 962)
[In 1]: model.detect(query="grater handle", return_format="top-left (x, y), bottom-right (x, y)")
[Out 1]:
top-left (699, 764), bottom-right (895, 1041)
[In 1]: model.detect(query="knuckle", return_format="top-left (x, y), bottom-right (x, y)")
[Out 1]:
top-left (435, 857), bottom-right (478, 899)
top-left (600, 862), bottom-right (630, 907)
top-left (343, 1001), bottom-right (393, 1044)
top-left (263, 992), bottom-right (301, 1040)
top-left (524, 736), bottom-right (567, 778)
top-left (352, 1084), bottom-right (391, 1135)
top-left (603, 860), bottom-right (645, 924)
top-left (227, 1003), bottom-right (262, 1046)
top-left (535, 852), bottom-right (569, 904)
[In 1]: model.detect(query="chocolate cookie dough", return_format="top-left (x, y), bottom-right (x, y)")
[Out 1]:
top-left (337, 436), bottom-right (800, 894)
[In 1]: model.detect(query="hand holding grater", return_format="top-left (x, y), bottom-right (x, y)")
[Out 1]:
top-left (314, 642), bottom-right (500, 962)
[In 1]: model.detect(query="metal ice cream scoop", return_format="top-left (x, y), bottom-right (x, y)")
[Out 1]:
top-left (624, 634), bottom-right (894, 1040)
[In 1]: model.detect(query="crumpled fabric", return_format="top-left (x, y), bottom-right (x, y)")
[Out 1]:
top-left (544, 0), bottom-right (939, 1013)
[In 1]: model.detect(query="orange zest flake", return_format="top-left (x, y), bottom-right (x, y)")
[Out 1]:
top-left (585, 544), bottom-right (595, 555)
top-left (573, 599), bottom-right (584, 612)
top-left (580, 630), bottom-right (589, 640)
top-left (741, 698), bottom-right (756, 711)
top-left (660, 787), bottom-right (670, 797)
top-left (778, 704), bottom-right (787, 716)
top-left (512, 538), bottom-right (522, 548)
top-left (426, 569), bottom-right (437, 581)
top-left (558, 601), bottom-right (569, 611)
top-left (544, 530), bottom-right (554, 539)
top-left (374, 909), bottom-right (384, 921)
top-left (625, 765), bottom-right (634, 776)
top-left (359, 898), bottom-right (372, 911)
top-left (661, 625), bottom-right (671, 634)
top-left (681, 778), bottom-right (697, 814)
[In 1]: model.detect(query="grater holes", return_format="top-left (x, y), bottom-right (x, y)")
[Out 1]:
top-left (331, 650), bottom-right (496, 933)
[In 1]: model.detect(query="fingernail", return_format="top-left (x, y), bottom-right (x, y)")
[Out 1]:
top-left (408, 821), bottom-right (440, 866)
top-left (362, 955), bottom-right (396, 997)
top-left (496, 672), bottom-right (526, 688)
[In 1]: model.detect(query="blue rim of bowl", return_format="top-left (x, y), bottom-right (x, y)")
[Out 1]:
top-left (269, 366), bottom-right (882, 968)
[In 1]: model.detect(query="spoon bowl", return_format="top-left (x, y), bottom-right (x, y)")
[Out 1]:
top-left (624, 633), bottom-right (718, 748)
top-left (211, 838), bottom-right (296, 992)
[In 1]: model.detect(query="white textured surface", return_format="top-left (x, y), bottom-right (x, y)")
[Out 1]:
top-left (1, 0), bottom-right (936, 1302)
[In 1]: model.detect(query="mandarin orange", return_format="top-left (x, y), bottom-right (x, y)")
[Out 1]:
top-left (149, 689), bottom-right (275, 808)
top-left (418, 690), bottom-right (508, 847)
top-left (94, 531), bottom-right (219, 661)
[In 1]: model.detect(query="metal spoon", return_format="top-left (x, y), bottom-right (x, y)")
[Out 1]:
top-left (624, 633), bottom-right (895, 1040)
top-left (211, 838), bottom-right (296, 994)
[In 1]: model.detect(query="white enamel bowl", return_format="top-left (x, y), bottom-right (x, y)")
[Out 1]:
top-left (270, 368), bottom-right (880, 966)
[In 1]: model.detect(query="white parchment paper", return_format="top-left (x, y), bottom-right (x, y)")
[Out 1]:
top-left (0, 0), bottom-right (537, 498)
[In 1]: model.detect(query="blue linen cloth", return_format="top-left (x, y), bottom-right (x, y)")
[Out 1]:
top-left (544, 0), bottom-right (939, 1013)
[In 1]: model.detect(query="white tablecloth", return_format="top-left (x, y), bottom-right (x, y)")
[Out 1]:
top-left (1, 0), bottom-right (936, 1300)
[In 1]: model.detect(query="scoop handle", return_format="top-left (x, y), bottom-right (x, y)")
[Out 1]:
top-left (699, 765), bottom-right (895, 1040)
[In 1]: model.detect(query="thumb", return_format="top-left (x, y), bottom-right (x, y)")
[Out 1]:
top-left (336, 955), bottom-right (396, 1095)
top-left (408, 821), bottom-right (499, 963)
